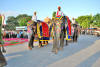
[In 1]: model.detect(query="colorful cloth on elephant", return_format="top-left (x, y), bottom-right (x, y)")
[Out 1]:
top-left (42, 22), bottom-right (50, 37)
top-left (37, 23), bottom-right (41, 38)
top-left (40, 37), bottom-right (49, 40)
top-left (56, 21), bottom-right (61, 33)
top-left (71, 26), bottom-right (74, 35)
top-left (40, 25), bottom-right (42, 36)
top-left (67, 26), bottom-right (69, 35)
top-left (56, 16), bottom-right (63, 20)
top-left (66, 16), bottom-right (71, 35)
top-left (27, 21), bottom-right (33, 33)
top-left (55, 21), bottom-right (61, 37)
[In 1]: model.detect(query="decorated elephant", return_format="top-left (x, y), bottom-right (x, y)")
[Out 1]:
top-left (51, 16), bottom-right (72, 54)
top-left (27, 20), bottom-right (50, 49)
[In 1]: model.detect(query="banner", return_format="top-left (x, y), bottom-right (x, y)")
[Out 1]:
top-left (2, 15), bottom-right (6, 25)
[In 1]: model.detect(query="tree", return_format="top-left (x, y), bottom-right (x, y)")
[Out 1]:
top-left (16, 14), bottom-right (31, 26)
top-left (6, 16), bottom-right (18, 30)
top-left (76, 15), bottom-right (93, 28)
top-left (17, 16), bottom-right (31, 26)
top-left (6, 16), bottom-right (19, 25)
top-left (6, 14), bottom-right (32, 30)
top-left (16, 14), bottom-right (30, 19)
top-left (92, 13), bottom-right (100, 27)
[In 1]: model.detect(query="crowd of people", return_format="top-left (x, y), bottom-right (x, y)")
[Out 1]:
top-left (2, 30), bottom-right (28, 39)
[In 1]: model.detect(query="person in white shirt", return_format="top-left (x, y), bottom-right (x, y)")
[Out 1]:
top-left (72, 18), bottom-right (78, 42)
top-left (32, 11), bottom-right (37, 33)
top-left (56, 6), bottom-right (64, 17)
top-left (32, 12), bottom-right (37, 22)
top-left (72, 18), bottom-right (76, 24)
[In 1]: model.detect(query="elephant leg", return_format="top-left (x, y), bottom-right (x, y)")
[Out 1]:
top-left (38, 39), bottom-right (42, 48)
top-left (28, 34), bottom-right (34, 49)
top-left (52, 37), bottom-right (56, 51)
top-left (66, 40), bottom-right (68, 45)
top-left (75, 35), bottom-right (78, 42)
top-left (45, 41), bottom-right (48, 45)
top-left (52, 36), bottom-right (58, 54)
top-left (60, 32), bottom-right (64, 50)
top-left (73, 34), bottom-right (75, 42)
top-left (28, 36), bottom-right (32, 50)
top-left (43, 41), bottom-right (45, 44)
top-left (31, 34), bottom-right (34, 48)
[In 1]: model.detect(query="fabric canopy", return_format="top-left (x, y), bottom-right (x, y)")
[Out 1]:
top-left (44, 17), bottom-right (51, 23)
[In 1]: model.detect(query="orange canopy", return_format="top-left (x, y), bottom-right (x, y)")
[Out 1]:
top-left (44, 17), bottom-right (51, 23)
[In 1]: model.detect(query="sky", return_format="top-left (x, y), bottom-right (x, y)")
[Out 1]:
top-left (0, 0), bottom-right (100, 21)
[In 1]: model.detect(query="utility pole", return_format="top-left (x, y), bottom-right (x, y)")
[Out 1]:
top-left (0, 14), bottom-right (6, 52)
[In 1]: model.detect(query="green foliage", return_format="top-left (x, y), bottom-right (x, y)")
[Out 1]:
top-left (76, 15), bottom-right (93, 28)
top-left (6, 14), bottom-right (32, 30)
top-left (10, 41), bottom-right (19, 44)
top-left (6, 16), bottom-right (18, 30)
top-left (76, 13), bottom-right (100, 28)
top-left (16, 14), bottom-right (29, 19)
top-left (5, 23), bottom-right (16, 30)
top-left (52, 11), bottom-right (56, 18)
top-left (17, 14), bottom-right (31, 26)
top-left (92, 13), bottom-right (100, 27)
top-left (18, 16), bottom-right (31, 26)
top-left (7, 16), bottom-right (19, 25)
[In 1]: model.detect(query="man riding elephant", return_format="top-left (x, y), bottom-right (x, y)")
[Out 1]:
top-left (52, 6), bottom-right (67, 54)
top-left (56, 6), bottom-right (64, 17)
top-left (72, 18), bottom-right (78, 42)
top-left (28, 11), bottom-right (37, 50)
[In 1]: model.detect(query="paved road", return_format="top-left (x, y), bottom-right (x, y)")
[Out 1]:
top-left (3, 35), bottom-right (100, 67)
